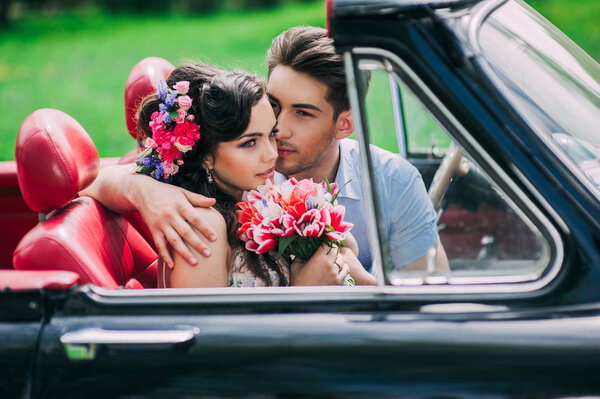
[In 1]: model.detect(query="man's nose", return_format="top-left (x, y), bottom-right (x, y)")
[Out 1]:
top-left (275, 110), bottom-right (292, 140)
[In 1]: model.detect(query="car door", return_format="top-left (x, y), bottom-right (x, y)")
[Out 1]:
top-left (0, 270), bottom-right (79, 399)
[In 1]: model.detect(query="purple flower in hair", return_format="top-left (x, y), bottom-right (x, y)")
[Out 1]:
top-left (162, 112), bottom-right (173, 125)
top-left (164, 91), bottom-right (178, 108)
top-left (157, 80), bottom-right (169, 102)
top-left (150, 162), bottom-right (166, 182)
top-left (159, 103), bottom-right (168, 113)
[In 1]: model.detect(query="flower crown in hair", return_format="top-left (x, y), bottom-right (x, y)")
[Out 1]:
top-left (135, 80), bottom-right (201, 182)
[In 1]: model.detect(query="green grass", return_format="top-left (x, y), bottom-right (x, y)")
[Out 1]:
top-left (0, 2), bottom-right (325, 160)
top-left (526, 0), bottom-right (600, 62)
top-left (0, 0), bottom-right (598, 161)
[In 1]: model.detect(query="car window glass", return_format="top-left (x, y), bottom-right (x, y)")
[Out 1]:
top-left (479, 1), bottom-right (600, 195)
top-left (356, 59), bottom-right (552, 285)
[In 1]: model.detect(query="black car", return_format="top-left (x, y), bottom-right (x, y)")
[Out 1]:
top-left (2, 0), bottom-right (600, 397)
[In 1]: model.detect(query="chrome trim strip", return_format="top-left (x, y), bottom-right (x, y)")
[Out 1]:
top-left (350, 46), bottom-right (564, 295)
top-left (88, 284), bottom-right (383, 299)
top-left (61, 327), bottom-right (196, 345)
top-left (389, 72), bottom-right (408, 157)
top-left (467, 0), bottom-right (506, 55)
top-left (344, 51), bottom-right (387, 286)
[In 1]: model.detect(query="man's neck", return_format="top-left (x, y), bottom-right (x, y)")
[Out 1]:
top-left (288, 140), bottom-right (341, 184)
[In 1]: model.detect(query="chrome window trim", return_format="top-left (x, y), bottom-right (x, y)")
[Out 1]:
top-left (86, 284), bottom-right (386, 304)
top-left (344, 51), bottom-right (387, 286)
top-left (467, 0), bottom-right (506, 55)
top-left (348, 46), bottom-right (564, 295)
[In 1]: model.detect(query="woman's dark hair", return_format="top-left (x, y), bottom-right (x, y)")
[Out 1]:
top-left (137, 63), bottom-right (285, 286)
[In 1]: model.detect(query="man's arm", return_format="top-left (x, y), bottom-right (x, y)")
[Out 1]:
top-left (384, 159), bottom-right (449, 273)
top-left (399, 242), bottom-right (449, 273)
top-left (80, 163), bottom-right (216, 268)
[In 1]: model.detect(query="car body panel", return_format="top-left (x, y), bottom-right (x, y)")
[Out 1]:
top-left (2, 0), bottom-right (600, 397)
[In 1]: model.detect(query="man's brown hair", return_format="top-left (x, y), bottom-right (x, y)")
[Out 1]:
top-left (267, 26), bottom-right (349, 119)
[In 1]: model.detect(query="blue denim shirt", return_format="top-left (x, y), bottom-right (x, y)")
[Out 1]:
top-left (276, 138), bottom-right (439, 272)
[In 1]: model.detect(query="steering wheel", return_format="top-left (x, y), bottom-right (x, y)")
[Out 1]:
top-left (428, 142), bottom-right (469, 211)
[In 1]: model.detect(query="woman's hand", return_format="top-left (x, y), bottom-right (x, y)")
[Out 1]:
top-left (289, 244), bottom-right (349, 286)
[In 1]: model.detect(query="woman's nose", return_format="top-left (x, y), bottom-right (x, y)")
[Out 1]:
top-left (265, 139), bottom-right (278, 162)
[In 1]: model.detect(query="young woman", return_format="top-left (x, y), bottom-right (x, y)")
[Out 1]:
top-left (135, 63), bottom-right (370, 288)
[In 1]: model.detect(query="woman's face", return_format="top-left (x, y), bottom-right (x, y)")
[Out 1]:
top-left (208, 95), bottom-right (278, 200)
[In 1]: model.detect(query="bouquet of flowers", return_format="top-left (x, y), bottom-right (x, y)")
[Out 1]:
top-left (236, 178), bottom-right (354, 284)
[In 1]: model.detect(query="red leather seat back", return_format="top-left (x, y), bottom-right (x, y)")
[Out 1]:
top-left (124, 57), bottom-right (175, 140)
top-left (16, 109), bottom-right (99, 213)
top-left (14, 198), bottom-right (157, 288)
top-left (13, 109), bottom-right (157, 288)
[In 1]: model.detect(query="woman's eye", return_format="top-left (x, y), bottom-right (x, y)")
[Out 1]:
top-left (241, 139), bottom-right (256, 148)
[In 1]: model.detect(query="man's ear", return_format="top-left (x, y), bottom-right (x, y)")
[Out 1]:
top-left (334, 110), bottom-right (354, 140)
top-left (202, 155), bottom-right (214, 170)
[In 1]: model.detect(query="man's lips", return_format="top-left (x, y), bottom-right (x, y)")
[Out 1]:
top-left (277, 146), bottom-right (295, 157)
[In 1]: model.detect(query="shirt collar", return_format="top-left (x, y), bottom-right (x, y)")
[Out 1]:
top-left (334, 139), bottom-right (362, 201)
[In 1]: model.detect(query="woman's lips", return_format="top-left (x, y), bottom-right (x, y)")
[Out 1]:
top-left (257, 168), bottom-right (274, 179)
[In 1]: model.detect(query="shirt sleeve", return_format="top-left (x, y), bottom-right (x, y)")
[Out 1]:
top-left (384, 162), bottom-right (439, 269)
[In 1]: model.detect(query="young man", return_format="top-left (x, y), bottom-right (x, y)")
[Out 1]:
top-left (82, 26), bottom-right (447, 278)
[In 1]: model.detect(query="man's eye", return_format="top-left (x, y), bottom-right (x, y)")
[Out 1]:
top-left (271, 103), bottom-right (281, 117)
top-left (297, 110), bottom-right (313, 117)
top-left (270, 128), bottom-right (279, 137)
top-left (241, 139), bottom-right (256, 148)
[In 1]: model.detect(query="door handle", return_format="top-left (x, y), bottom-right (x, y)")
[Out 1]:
top-left (60, 327), bottom-right (197, 360)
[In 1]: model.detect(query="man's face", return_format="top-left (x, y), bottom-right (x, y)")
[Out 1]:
top-left (267, 65), bottom-right (338, 178)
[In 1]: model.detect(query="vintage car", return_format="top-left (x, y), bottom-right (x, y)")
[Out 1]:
top-left (2, 0), bottom-right (600, 397)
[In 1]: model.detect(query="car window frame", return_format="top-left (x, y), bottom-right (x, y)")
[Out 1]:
top-left (345, 46), bottom-right (565, 296)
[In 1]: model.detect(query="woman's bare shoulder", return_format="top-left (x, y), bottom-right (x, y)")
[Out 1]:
top-left (194, 206), bottom-right (227, 233)
top-left (168, 206), bottom-right (231, 288)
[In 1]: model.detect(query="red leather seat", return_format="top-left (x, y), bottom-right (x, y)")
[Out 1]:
top-left (13, 109), bottom-right (158, 289)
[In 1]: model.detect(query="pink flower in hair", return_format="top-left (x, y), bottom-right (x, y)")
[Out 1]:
top-left (173, 109), bottom-right (186, 124)
top-left (173, 81), bottom-right (189, 95)
top-left (163, 161), bottom-right (179, 177)
top-left (144, 137), bottom-right (158, 149)
top-left (177, 95), bottom-right (193, 111)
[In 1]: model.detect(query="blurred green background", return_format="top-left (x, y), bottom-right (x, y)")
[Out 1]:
top-left (1, 0), bottom-right (598, 161)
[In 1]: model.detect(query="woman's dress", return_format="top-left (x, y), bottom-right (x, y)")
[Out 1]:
top-left (228, 246), bottom-right (290, 287)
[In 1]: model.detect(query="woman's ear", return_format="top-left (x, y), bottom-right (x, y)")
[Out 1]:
top-left (334, 110), bottom-right (354, 140)
top-left (202, 155), bottom-right (214, 170)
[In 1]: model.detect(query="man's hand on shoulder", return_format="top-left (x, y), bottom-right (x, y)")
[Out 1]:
top-left (80, 163), bottom-right (217, 268)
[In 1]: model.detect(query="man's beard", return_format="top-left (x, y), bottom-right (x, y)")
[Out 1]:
top-left (275, 145), bottom-right (330, 178)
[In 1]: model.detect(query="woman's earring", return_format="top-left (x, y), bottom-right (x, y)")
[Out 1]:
top-left (205, 168), bottom-right (214, 184)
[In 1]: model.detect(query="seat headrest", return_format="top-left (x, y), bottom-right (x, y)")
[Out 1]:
top-left (124, 57), bottom-right (175, 140)
top-left (16, 108), bottom-right (99, 213)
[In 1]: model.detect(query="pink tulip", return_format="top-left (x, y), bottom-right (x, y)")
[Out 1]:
top-left (293, 209), bottom-right (325, 237)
